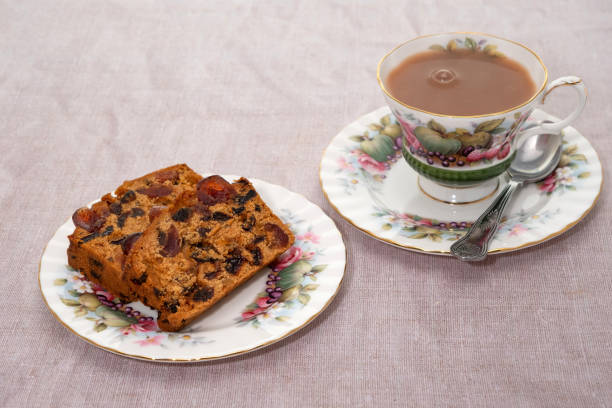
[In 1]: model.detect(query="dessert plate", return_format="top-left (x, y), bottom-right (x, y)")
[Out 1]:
top-left (39, 176), bottom-right (345, 362)
top-left (320, 107), bottom-right (602, 255)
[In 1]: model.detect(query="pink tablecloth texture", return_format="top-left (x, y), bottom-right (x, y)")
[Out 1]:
top-left (1, 1), bottom-right (611, 407)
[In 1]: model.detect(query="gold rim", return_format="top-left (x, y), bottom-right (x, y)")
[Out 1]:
top-left (376, 32), bottom-right (549, 118)
top-left (38, 191), bottom-right (347, 363)
top-left (318, 111), bottom-right (603, 255)
top-left (542, 78), bottom-right (582, 103)
top-left (417, 177), bottom-right (500, 205)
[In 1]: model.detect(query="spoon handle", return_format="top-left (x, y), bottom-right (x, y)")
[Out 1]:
top-left (450, 180), bottom-right (521, 261)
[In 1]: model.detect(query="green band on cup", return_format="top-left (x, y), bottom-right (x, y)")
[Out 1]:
top-left (402, 146), bottom-right (515, 186)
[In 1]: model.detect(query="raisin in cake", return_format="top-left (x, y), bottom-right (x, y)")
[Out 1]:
top-left (67, 164), bottom-right (202, 301)
top-left (124, 175), bottom-right (294, 332)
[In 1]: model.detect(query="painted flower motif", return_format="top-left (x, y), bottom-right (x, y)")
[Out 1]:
top-left (337, 157), bottom-right (355, 171)
top-left (90, 282), bottom-right (115, 301)
top-left (273, 246), bottom-right (302, 271)
top-left (539, 173), bottom-right (557, 193)
top-left (68, 271), bottom-right (90, 291)
top-left (556, 167), bottom-right (575, 185)
top-left (413, 216), bottom-right (433, 226)
top-left (508, 224), bottom-right (528, 236)
top-left (296, 231), bottom-right (320, 244)
top-left (120, 319), bottom-right (157, 335)
top-left (556, 167), bottom-right (572, 177)
top-left (95, 289), bottom-right (114, 301)
top-left (69, 272), bottom-right (82, 281)
top-left (73, 280), bottom-right (93, 294)
top-left (397, 213), bottom-right (413, 221)
top-left (357, 153), bottom-right (386, 173)
top-left (256, 297), bottom-right (271, 308)
top-left (484, 145), bottom-right (501, 159)
top-left (394, 213), bottom-right (433, 228)
top-left (415, 218), bottom-right (434, 227)
top-left (466, 149), bottom-right (486, 162)
top-left (131, 320), bottom-right (157, 332)
top-left (539, 167), bottom-right (575, 194)
top-left (395, 115), bottom-right (422, 149)
top-left (241, 306), bottom-right (269, 321)
top-left (239, 297), bottom-right (276, 321)
top-left (497, 142), bottom-right (511, 159)
top-left (237, 217), bottom-right (329, 328)
top-left (467, 144), bottom-right (501, 162)
top-left (135, 335), bottom-right (164, 346)
top-left (241, 311), bottom-right (256, 320)
top-left (301, 251), bottom-right (315, 260)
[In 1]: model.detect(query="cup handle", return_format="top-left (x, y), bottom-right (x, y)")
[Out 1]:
top-left (516, 76), bottom-right (587, 145)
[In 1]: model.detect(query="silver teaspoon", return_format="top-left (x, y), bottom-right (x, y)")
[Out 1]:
top-left (450, 133), bottom-right (563, 261)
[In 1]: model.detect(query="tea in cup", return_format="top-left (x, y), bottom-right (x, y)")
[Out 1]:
top-left (377, 32), bottom-right (586, 204)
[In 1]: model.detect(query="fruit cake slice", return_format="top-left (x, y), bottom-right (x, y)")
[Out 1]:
top-left (124, 175), bottom-right (294, 332)
top-left (67, 164), bottom-right (202, 301)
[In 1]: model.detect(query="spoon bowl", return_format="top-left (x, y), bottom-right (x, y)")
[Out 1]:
top-left (509, 133), bottom-right (563, 183)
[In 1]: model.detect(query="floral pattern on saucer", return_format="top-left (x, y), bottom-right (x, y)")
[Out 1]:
top-left (363, 133), bottom-right (593, 242)
top-left (320, 107), bottom-right (602, 254)
top-left (335, 114), bottom-right (403, 195)
top-left (537, 142), bottom-right (590, 194)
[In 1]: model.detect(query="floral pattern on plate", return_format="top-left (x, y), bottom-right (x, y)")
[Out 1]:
top-left (53, 208), bottom-right (334, 345)
top-left (54, 268), bottom-right (213, 348)
top-left (237, 212), bottom-right (328, 327)
top-left (40, 177), bottom-right (345, 361)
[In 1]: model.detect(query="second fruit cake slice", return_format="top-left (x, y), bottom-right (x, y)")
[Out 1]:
top-left (124, 175), bottom-right (294, 331)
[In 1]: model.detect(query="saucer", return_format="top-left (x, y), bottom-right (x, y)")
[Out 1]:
top-left (319, 107), bottom-right (602, 255)
top-left (39, 176), bottom-right (346, 362)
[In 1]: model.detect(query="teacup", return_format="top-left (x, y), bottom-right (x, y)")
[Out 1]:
top-left (377, 32), bottom-right (586, 204)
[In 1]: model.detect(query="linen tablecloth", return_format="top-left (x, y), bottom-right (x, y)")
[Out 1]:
top-left (1, 1), bottom-right (611, 406)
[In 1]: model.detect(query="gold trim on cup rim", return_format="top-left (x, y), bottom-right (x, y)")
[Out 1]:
top-left (39, 197), bottom-right (347, 363)
top-left (376, 32), bottom-right (549, 118)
